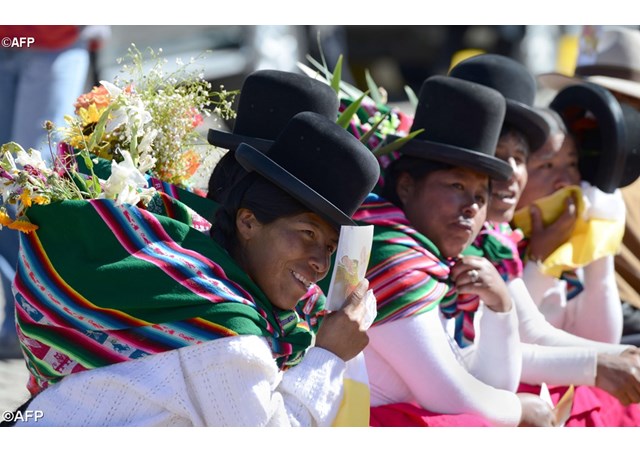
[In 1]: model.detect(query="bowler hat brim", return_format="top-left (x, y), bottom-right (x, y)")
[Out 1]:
top-left (388, 136), bottom-right (513, 181)
top-left (208, 129), bottom-right (275, 152)
top-left (506, 100), bottom-right (550, 151)
top-left (234, 143), bottom-right (356, 229)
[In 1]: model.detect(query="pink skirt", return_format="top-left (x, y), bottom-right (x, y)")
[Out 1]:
top-left (518, 383), bottom-right (640, 427)
top-left (370, 402), bottom-right (492, 427)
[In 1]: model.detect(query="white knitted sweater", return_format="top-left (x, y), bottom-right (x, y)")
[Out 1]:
top-left (16, 335), bottom-right (346, 427)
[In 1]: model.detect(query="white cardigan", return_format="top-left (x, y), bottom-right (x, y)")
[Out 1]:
top-left (15, 335), bottom-right (345, 427)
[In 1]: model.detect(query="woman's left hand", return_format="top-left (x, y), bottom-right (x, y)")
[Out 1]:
top-left (450, 256), bottom-right (512, 313)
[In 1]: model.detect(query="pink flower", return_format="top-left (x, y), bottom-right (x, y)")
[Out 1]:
top-left (55, 142), bottom-right (77, 176)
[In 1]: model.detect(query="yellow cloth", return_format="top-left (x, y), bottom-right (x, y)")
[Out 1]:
top-left (513, 185), bottom-right (625, 278)
top-left (332, 353), bottom-right (371, 427)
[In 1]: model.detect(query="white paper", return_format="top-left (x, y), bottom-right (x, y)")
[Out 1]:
top-left (325, 224), bottom-right (374, 311)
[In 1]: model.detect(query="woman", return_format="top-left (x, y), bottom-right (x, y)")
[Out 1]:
top-left (356, 75), bottom-right (555, 427)
top-left (516, 106), bottom-right (624, 344)
top-left (12, 111), bottom-right (380, 426)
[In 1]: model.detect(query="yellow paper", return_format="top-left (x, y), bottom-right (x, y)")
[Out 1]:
top-left (513, 185), bottom-right (624, 277)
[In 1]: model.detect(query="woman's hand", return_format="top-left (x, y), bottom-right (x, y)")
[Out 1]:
top-left (595, 349), bottom-right (640, 406)
top-left (450, 256), bottom-right (512, 312)
top-left (528, 194), bottom-right (578, 262)
top-left (314, 279), bottom-right (370, 362)
top-left (517, 393), bottom-right (557, 427)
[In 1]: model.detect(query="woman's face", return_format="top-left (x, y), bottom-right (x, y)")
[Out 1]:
top-left (517, 129), bottom-right (581, 210)
top-left (398, 167), bottom-right (489, 258)
top-left (236, 210), bottom-right (338, 311)
top-left (488, 131), bottom-right (529, 223)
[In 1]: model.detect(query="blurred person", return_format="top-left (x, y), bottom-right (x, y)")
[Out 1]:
top-left (538, 26), bottom-right (640, 345)
top-left (0, 25), bottom-right (108, 359)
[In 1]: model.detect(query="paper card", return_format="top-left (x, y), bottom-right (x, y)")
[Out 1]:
top-left (554, 385), bottom-right (575, 427)
top-left (324, 225), bottom-right (374, 311)
top-left (539, 383), bottom-right (575, 427)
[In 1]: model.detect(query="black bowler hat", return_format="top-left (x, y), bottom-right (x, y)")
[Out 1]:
top-left (550, 82), bottom-right (640, 193)
top-left (207, 69), bottom-right (339, 151)
top-left (392, 75), bottom-right (512, 181)
top-left (449, 54), bottom-right (549, 151)
top-left (235, 112), bottom-right (380, 228)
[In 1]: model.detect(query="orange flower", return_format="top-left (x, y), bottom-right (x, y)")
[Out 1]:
top-left (31, 195), bottom-right (50, 205)
top-left (8, 219), bottom-right (38, 233)
top-left (19, 191), bottom-right (32, 208)
top-left (74, 85), bottom-right (111, 114)
top-left (182, 150), bottom-right (200, 178)
top-left (0, 209), bottom-right (13, 227)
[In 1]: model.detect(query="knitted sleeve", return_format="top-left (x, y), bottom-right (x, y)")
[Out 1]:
top-left (16, 336), bottom-right (345, 426)
top-left (181, 336), bottom-right (345, 426)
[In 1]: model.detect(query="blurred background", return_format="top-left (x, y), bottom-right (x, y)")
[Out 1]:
top-left (93, 25), bottom-right (639, 122)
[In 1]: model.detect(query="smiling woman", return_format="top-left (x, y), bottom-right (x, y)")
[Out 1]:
top-left (12, 111), bottom-right (380, 427)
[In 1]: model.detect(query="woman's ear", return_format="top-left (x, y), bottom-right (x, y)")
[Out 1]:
top-left (235, 208), bottom-right (261, 241)
top-left (396, 172), bottom-right (415, 206)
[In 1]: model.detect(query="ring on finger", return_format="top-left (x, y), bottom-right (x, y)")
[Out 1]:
top-left (468, 269), bottom-right (480, 283)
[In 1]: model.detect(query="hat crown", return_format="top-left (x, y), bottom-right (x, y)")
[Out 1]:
top-left (449, 54), bottom-right (537, 106)
top-left (233, 70), bottom-right (338, 140)
top-left (411, 76), bottom-right (506, 157)
top-left (237, 111), bottom-right (380, 226)
top-left (449, 54), bottom-right (549, 151)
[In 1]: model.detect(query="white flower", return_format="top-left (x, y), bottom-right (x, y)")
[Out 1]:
top-left (15, 148), bottom-right (48, 172)
top-left (105, 106), bottom-right (128, 134)
top-left (101, 150), bottom-right (154, 206)
top-left (138, 129), bottom-right (158, 155)
top-left (100, 80), bottom-right (122, 98)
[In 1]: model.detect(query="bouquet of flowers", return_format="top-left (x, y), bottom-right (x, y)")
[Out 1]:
top-left (0, 45), bottom-right (237, 231)
top-left (63, 44), bottom-right (237, 188)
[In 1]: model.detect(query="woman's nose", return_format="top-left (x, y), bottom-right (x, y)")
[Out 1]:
top-left (309, 247), bottom-right (330, 277)
top-left (553, 170), bottom-right (574, 191)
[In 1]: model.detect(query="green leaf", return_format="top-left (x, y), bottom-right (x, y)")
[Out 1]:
top-left (373, 128), bottom-right (424, 157)
top-left (337, 91), bottom-right (369, 129)
top-left (88, 103), bottom-right (113, 151)
top-left (360, 111), bottom-right (389, 145)
top-left (365, 69), bottom-right (383, 105)
top-left (404, 85), bottom-right (419, 109)
top-left (330, 55), bottom-right (343, 94)
top-left (304, 55), bottom-right (367, 101)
